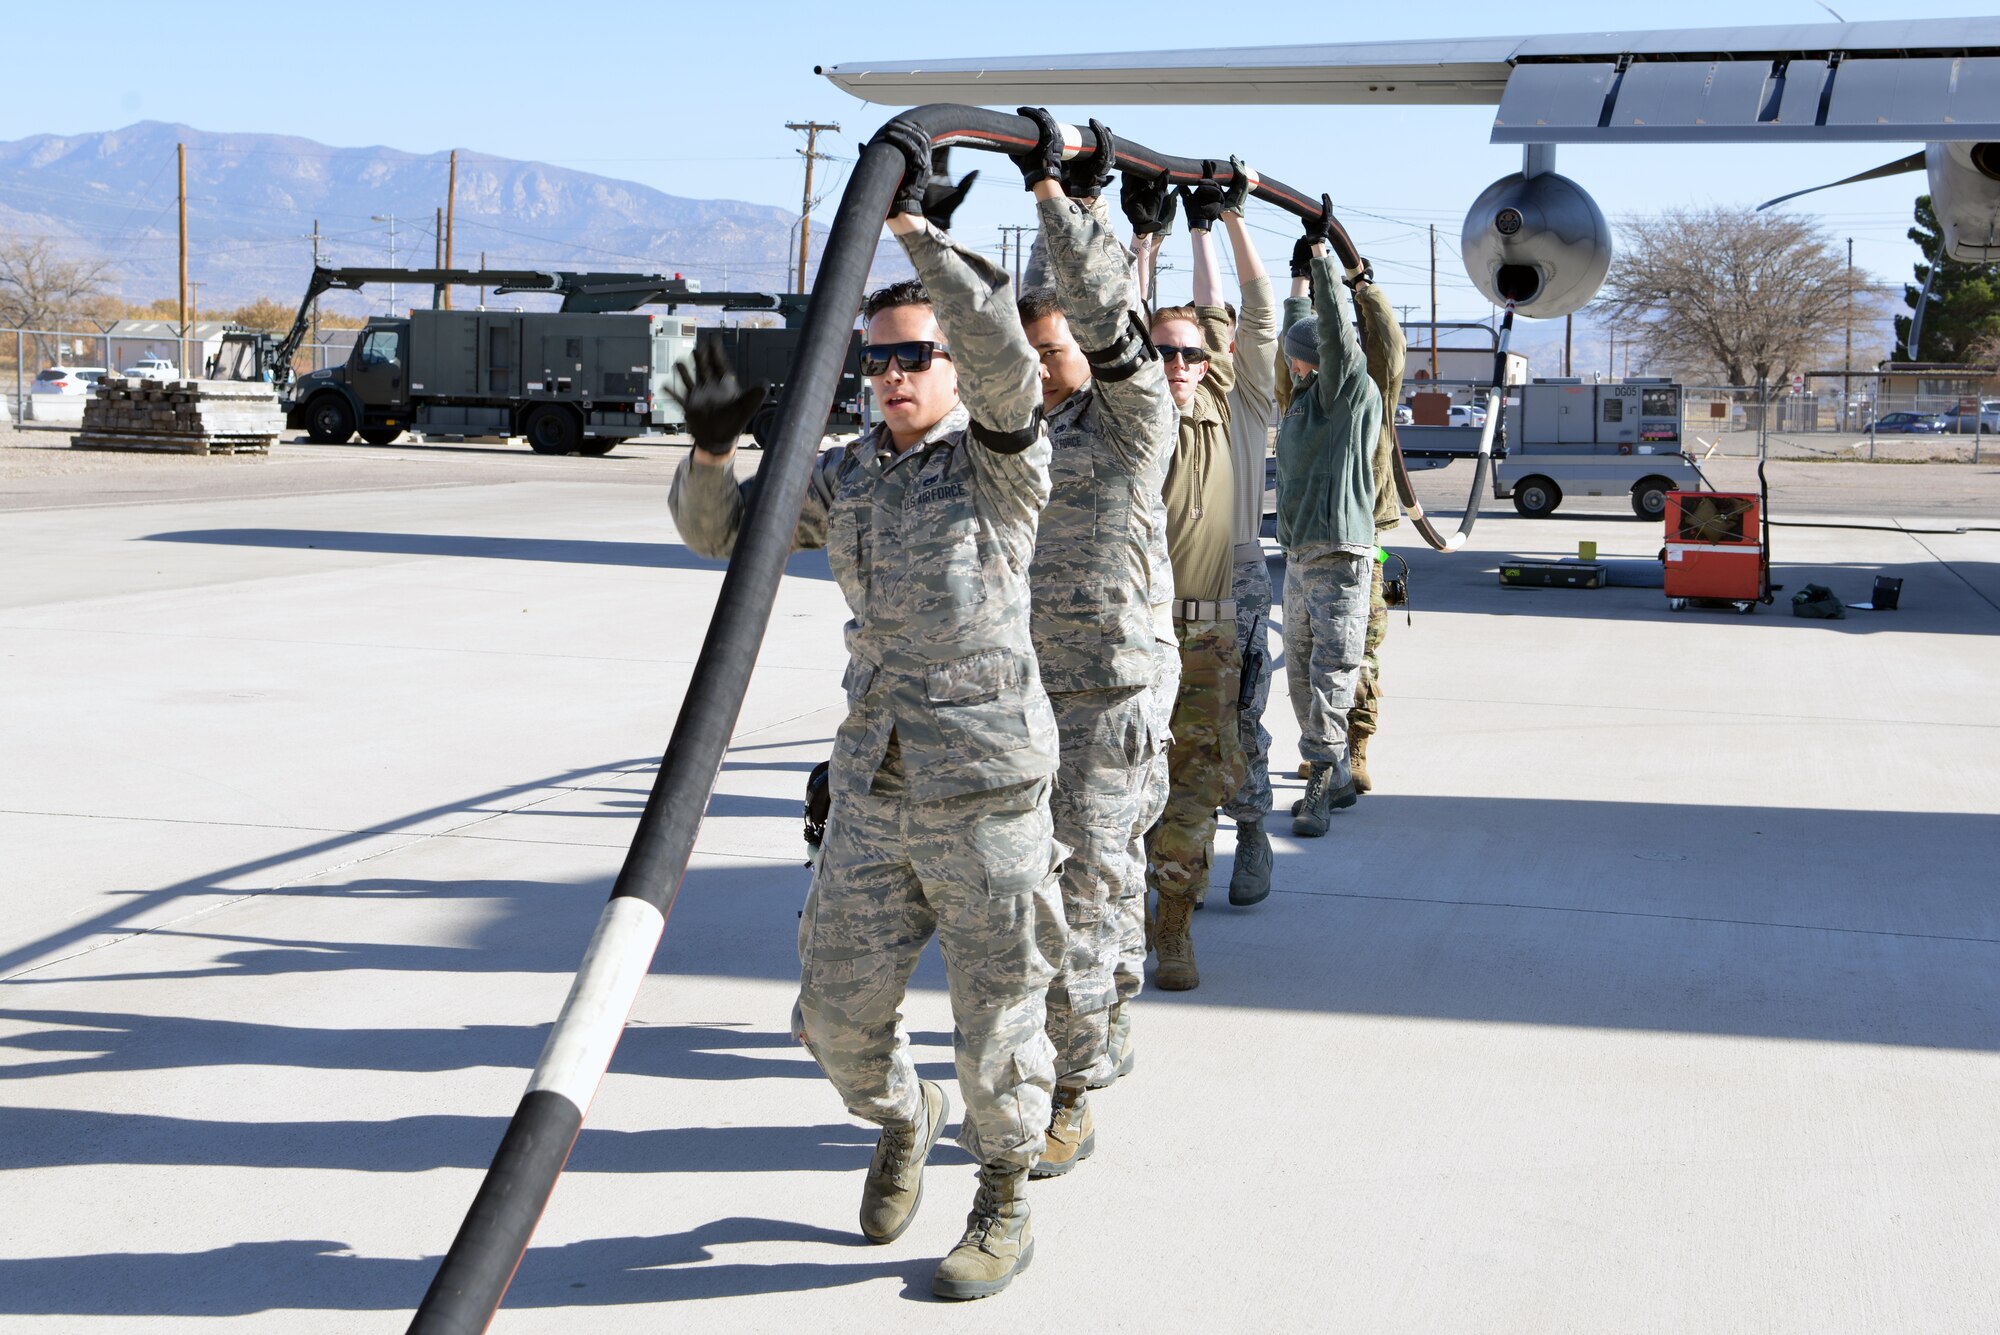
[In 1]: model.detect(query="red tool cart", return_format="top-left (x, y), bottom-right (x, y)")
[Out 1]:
top-left (1664, 487), bottom-right (1773, 614)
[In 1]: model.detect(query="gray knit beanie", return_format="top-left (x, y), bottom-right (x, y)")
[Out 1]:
top-left (1284, 317), bottom-right (1318, 367)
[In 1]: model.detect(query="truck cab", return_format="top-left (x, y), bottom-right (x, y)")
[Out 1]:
top-left (289, 317), bottom-right (413, 446)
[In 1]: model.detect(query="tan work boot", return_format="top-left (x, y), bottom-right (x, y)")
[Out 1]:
top-left (932, 1164), bottom-right (1034, 1300)
top-left (1030, 1086), bottom-right (1095, 1178)
top-left (1296, 760), bottom-right (1313, 779)
top-left (1349, 732), bottom-right (1373, 793)
top-left (1153, 895), bottom-right (1199, 991)
top-left (859, 1079), bottom-right (948, 1244)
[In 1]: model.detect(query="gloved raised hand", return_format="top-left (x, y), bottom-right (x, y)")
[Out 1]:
top-left (1180, 170), bottom-right (1226, 233)
top-left (1289, 235), bottom-right (1314, 279)
top-left (921, 147), bottom-right (977, 230)
top-left (1221, 155), bottom-right (1253, 215)
top-left (1121, 167), bottom-right (1175, 237)
top-left (1011, 106), bottom-right (1064, 189)
top-left (1061, 118), bottom-right (1116, 199)
top-left (1302, 192), bottom-right (1335, 247)
top-left (669, 342), bottom-right (767, 456)
top-left (873, 120), bottom-right (933, 220)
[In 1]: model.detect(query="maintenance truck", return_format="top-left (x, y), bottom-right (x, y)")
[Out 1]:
top-left (1493, 378), bottom-right (1702, 519)
top-left (271, 267), bottom-right (859, 454)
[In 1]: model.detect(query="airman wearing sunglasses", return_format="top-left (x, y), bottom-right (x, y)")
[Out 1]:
top-left (669, 121), bottom-right (1060, 1301)
top-left (1121, 168), bottom-right (1261, 991)
top-left (1007, 110), bottom-right (1176, 1178)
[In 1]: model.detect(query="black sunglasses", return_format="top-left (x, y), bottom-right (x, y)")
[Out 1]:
top-left (1157, 345), bottom-right (1210, 364)
top-left (859, 340), bottom-right (953, 376)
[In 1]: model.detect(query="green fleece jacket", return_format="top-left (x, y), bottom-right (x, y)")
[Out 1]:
top-left (1276, 256), bottom-right (1380, 553)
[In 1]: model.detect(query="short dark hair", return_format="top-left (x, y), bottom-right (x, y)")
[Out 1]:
top-left (862, 279), bottom-right (930, 322)
top-left (1017, 287), bottom-right (1062, 326)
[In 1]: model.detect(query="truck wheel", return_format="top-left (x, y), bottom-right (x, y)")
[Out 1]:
top-left (577, 438), bottom-right (616, 457)
top-left (358, 427), bottom-right (403, 446)
top-left (304, 395), bottom-right (355, 444)
top-left (748, 401), bottom-right (780, 450)
top-left (1512, 476), bottom-right (1561, 518)
top-left (1631, 478), bottom-right (1671, 521)
top-left (524, 405), bottom-right (582, 455)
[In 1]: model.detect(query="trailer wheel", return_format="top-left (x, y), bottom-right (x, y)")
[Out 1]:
top-left (748, 401), bottom-right (780, 450)
top-left (358, 427), bottom-right (403, 446)
top-left (577, 438), bottom-right (616, 457)
top-left (524, 405), bottom-right (582, 455)
top-left (1631, 477), bottom-right (1672, 521)
top-left (304, 394), bottom-right (355, 444)
top-left (1512, 476), bottom-right (1561, 518)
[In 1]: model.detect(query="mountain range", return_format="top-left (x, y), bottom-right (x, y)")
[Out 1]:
top-left (0, 121), bottom-right (892, 320)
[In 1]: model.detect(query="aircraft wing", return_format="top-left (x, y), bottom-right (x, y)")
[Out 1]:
top-left (820, 18), bottom-right (2000, 142)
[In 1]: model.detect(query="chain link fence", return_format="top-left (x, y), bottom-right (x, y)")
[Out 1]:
top-left (3, 325), bottom-right (354, 426)
top-left (1676, 384), bottom-right (1992, 463)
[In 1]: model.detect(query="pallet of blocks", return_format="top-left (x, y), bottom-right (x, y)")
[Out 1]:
top-left (71, 377), bottom-right (284, 455)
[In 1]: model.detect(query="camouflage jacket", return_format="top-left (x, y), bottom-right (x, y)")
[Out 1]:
top-left (670, 220), bottom-right (1055, 802)
top-left (1028, 194), bottom-right (1176, 694)
top-left (1352, 280), bottom-right (1405, 532)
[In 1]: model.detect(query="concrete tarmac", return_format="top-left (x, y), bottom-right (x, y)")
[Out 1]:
top-left (2, 435), bottom-right (1996, 1332)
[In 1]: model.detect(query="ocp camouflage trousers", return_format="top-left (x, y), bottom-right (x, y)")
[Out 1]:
top-left (1146, 619), bottom-right (1246, 904)
top-left (1046, 685), bottom-right (1153, 1091)
top-left (1223, 553), bottom-right (1274, 824)
top-left (1350, 560), bottom-right (1389, 741)
top-left (1115, 638), bottom-right (1179, 1003)
top-left (1282, 549), bottom-right (1371, 784)
top-left (797, 740), bottom-right (1066, 1172)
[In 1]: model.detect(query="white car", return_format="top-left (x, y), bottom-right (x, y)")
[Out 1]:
top-left (30, 365), bottom-right (107, 397)
top-left (122, 357), bottom-right (181, 381)
top-left (1394, 404), bottom-right (1414, 426)
top-left (1447, 403), bottom-right (1488, 428)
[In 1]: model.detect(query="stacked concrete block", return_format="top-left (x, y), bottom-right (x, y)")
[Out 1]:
top-left (72, 377), bottom-right (284, 455)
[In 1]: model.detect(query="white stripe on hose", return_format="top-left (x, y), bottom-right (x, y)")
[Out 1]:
top-left (526, 896), bottom-right (665, 1113)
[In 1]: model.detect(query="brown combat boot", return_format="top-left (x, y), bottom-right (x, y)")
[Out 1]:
top-left (1350, 731), bottom-right (1373, 793)
top-left (1030, 1086), bottom-right (1095, 1178)
top-left (1153, 895), bottom-right (1199, 991)
top-left (932, 1164), bottom-right (1034, 1300)
top-left (859, 1079), bottom-right (947, 1244)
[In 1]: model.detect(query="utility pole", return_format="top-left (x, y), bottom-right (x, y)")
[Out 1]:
top-left (997, 225), bottom-right (1031, 289)
top-left (1428, 224), bottom-right (1439, 382)
top-left (310, 220), bottom-right (321, 360)
top-left (445, 149), bottom-right (458, 310)
top-left (188, 281), bottom-right (203, 376)
top-left (786, 119), bottom-right (840, 294)
top-left (433, 207), bottom-right (445, 308)
top-left (1565, 312), bottom-right (1573, 377)
top-left (478, 252), bottom-right (487, 309)
top-left (372, 214), bottom-right (399, 312)
top-left (177, 142), bottom-right (188, 380)
top-left (1844, 236), bottom-right (1854, 427)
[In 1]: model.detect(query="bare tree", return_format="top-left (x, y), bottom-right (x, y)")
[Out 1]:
top-left (1595, 206), bottom-right (1876, 387)
top-left (0, 237), bottom-right (114, 331)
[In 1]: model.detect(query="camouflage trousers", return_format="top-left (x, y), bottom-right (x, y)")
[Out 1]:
top-left (1146, 619), bottom-right (1246, 905)
top-left (797, 737), bottom-right (1066, 1172)
top-left (1282, 548), bottom-right (1372, 786)
top-left (1222, 551), bottom-right (1274, 824)
top-left (1115, 637), bottom-right (1179, 1003)
top-left (1047, 685), bottom-right (1154, 1090)
top-left (1350, 560), bottom-right (1389, 741)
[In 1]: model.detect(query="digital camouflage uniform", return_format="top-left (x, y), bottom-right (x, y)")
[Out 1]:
top-left (1025, 194), bottom-right (1175, 1091)
top-left (669, 218), bottom-right (1064, 1173)
top-left (1222, 274), bottom-right (1280, 827)
top-left (1149, 303), bottom-right (1246, 906)
top-left (1350, 280), bottom-right (1404, 748)
top-left (1276, 258), bottom-right (1381, 785)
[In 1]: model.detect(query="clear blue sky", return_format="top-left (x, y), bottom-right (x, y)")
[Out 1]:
top-left (3, 0), bottom-right (1987, 325)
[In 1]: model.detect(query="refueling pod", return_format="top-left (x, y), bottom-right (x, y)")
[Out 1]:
top-left (1459, 167), bottom-right (1612, 320)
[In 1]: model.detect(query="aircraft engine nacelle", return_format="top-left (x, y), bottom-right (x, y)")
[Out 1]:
top-left (1928, 142), bottom-right (2000, 263)
top-left (1460, 170), bottom-right (1612, 320)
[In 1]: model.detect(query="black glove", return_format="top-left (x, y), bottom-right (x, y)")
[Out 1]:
top-left (1343, 259), bottom-right (1376, 290)
top-left (1011, 106), bottom-right (1064, 189)
top-left (872, 120), bottom-right (932, 219)
top-left (1062, 118), bottom-right (1116, 198)
top-left (1303, 192), bottom-right (1334, 246)
top-left (1121, 167), bottom-right (1175, 237)
top-left (1221, 155), bottom-right (1252, 215)
top-left (669, 342), bottom-right (767, 455)
top-left (1289, 235), bottom-right (1313, 279)
top-left (1180, 172), bottom-right (1225, 234)
top-left (921, 147), bottom-right (977, 230)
